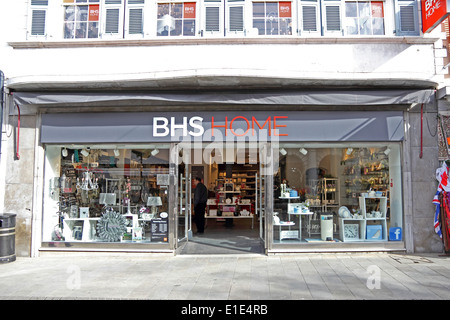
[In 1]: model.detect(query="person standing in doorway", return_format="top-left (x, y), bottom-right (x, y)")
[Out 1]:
top-left (193, 177), bottom-right (208, 234)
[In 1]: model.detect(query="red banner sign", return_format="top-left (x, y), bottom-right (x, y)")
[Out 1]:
top-left (422, 0), bottom-right (450, 33)
top-left (279, 2), bottom-right (291, 18)
top-left (184, 2), bottom-right (196, 19)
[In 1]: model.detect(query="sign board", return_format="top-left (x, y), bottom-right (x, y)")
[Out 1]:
top-left (422, 0), bottom-right (450, 33)
top-left (151, 218), bottom-right (168, 242)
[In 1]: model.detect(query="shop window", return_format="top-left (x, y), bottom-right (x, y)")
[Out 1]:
top-left (29, 0), bottom-right (49, 37)
top-left (252, 1), bottom-right (292, 35)
top-left (157, 2), bottom-right (196, 36)
top-left (42, 146), bottom-right (170, 244)
top-left (272, 144), bottom-right (402, 244)
top-left (344, 1), bottom-right (384, 35)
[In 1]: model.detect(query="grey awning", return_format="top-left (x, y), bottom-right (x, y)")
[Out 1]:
top-left (13, 89), bottom-right (434, 107)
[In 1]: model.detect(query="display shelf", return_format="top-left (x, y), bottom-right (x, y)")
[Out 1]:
top-left (358, 196), bottom-right (388, 241)
top-left (63, 218), bottom-right (100, 241)
top-left (338, 218), bottom-right (366, 242)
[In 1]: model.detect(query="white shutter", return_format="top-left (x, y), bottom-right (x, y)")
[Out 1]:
top-left (300, 2), bottom-right (320, 35)
top-left (206, 7), bottom-right (221, 32)
top-left (128, 8), bottom-right (144, 34)
top-left (105, 8), bottom-right (120, 34)
top-left (229, 6), bottom-right (244, 31)
top-left (325, 5), bottom-right (341, 31)
top-left (31, 10), bottom-right (46, 35)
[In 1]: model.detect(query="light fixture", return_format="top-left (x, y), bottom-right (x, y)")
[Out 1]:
top-left (151, 149), bottom-right (159, 156)
top-left (346, 148), bottom-right (353, 155)
top-left (384, 148), bottom-right (391, 155)
top-left (76, 171), bottom-right (98, 191)
top-left (280, 148), bottom-right (287, 156)
top-left (114, 148), bottom-right (120, 157)
top-left (299, 148), bottom-right (308, 155)
top-left (62, 148), bottom-right (68, 157)
top-left (81, 148), bottom-right (89, 157)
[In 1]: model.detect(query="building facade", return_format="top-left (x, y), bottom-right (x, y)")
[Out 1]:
top-left (0, 0), bottom-right (446, 257)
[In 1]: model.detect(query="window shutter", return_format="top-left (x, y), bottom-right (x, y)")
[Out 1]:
top-left (399, 5), bottom-right (415, 32)
top-left (128, 8), bottom-right (143, 34)
top-left (206, 7), bottom-right (220, 32)
top-left (31, 10), bottom-right (46, 35)
top-left (229, 6), bottom-right (244, 32)
top-left (105, 8), bottom-right (120, 33)
top-left (325, 5), bottom-right (341, 31)
top-left (302, 6), bottom-right (317, 31)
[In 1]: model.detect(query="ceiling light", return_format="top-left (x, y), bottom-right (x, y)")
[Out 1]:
top-left (81, 149), bottom-right (89, 157)
top-left (114, 148), bottom-right (120, 156)
top-left (62, 148), bottom-right (68, 157)
top-left (384, 148), bottom-right (391, 155)
top-left (151, 149), bottom-right (159, 156)
top-left (299, 148), bottom-right (308, 155)
top-left (346, 148), bottom-right (353, 155)
top-left (280, 148), bottom-right (287, 156)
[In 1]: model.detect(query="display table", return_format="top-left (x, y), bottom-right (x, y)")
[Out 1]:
top-left (288, 211), bottom-right (314, 240)
top-left (274, 221), bottom-right (297, 240)
top-left (205, 215), bottom-right (254, 229)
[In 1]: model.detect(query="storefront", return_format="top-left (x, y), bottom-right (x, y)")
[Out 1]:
top-left (12, 88), bottom-right (434, 254)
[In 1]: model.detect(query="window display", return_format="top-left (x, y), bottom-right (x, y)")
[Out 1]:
top-left (43, 145), bottom-right (170, 244)
top-left (272, 144), bottom-right (402, 244)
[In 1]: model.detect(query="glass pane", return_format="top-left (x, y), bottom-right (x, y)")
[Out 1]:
top-left (345, 17), bottom-right (358, 34)
top-left (345, 2), bottom-right (357, 17)
top-left (372, 17), bottom-right (384, 34)
top-left (172, 3), bottom-right (183, 18)
top-left (279, 17), bottom-right (291, 34)
top-left (64, 6), bottom-right (76, 22)
top-left (64, 22), bottom-right (75, 38)
top-left (266, 2), bottom-right (278, 16)
top-left (171, 19), bottom-right (183, 35)
top-left (75, 21), bottom-right (87, 38)
top-left (157, 4), bottom-right (169, 18)
top-left (266, 17), bottom-right (279, 34)
top-left (253, 18), bottom-right (265, 34)
top-left (88, 21), bottom-right (99, 38)
top-left (253, 2), bottom-right (265, 17)
top-left (183, 19), bottom-right (195, 35)
top-left (77, 5), bottom-right (89, 21)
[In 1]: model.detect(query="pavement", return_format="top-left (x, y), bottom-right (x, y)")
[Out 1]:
top-left (1, 251), bottom-right (450, 302)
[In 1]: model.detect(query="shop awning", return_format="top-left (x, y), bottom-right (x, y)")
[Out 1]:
top-left (12, 89), bottom-right (434, 107)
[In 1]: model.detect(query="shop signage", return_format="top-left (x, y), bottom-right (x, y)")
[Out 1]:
top-left (422, 0), bottom-right (450, 33)
top-left (40, 110), bottom-right (404, 143)
top-left (152, 116), bottom-right (288, 137)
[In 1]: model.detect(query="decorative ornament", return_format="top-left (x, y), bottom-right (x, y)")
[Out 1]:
top-left (96, 210), bottom-right (127, 242)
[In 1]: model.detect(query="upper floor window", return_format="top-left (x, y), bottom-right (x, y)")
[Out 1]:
top-left (252, 1), bottom-right (292, 35)
top-left (63, 0), bottom-right (100, 39)
top-left (29, 0), bottom-right (49, 37)
top-left (157, 2), bottom-right (196, 36)
top-left (344, 1), bottom-right (384, 35)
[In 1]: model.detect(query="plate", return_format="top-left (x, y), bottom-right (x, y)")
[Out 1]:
top-left (339, 206), bottom-right (351, 218)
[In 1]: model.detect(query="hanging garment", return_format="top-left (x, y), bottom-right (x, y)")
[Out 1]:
top-left (436, 162), bottom-right (450, 192)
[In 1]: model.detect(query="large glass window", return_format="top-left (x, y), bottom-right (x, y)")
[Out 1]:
top-left (64, 0), bottom-right (100, 39)
top-left (43, 145), bottom-right (170, 244)
top-left (272, 144), bottom-right (402, 244)
top-left (157, 2), bottom-right (196, 36)
top-left (252, 1), bottom-right (292, 35)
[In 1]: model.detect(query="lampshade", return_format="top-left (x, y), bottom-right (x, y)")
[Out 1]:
top-left (147, 196), bottom-right (162, 206)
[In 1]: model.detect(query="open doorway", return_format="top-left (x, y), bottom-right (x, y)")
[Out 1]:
top-left (177, 143), bottom-right (264, 254)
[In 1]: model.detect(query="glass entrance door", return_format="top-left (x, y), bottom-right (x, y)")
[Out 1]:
top-left (259, 142), bottom-right (274, 253)
top-left (175, 144), bottom-right (192, 251)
